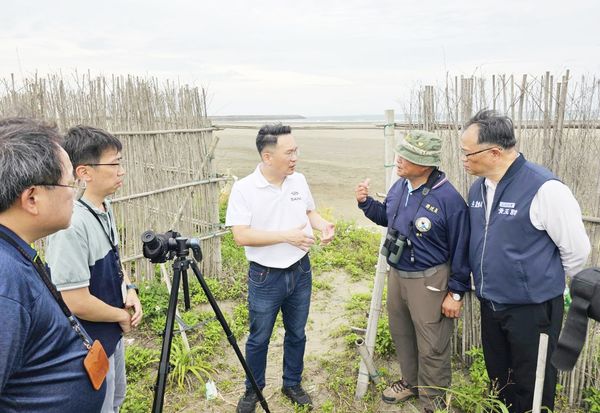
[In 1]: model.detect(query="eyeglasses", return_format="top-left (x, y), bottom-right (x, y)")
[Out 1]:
top-left (36, 179), bottom-right (87, 200)
top-left (85, 162), bottom-right (124, 169)
top-left (461, 146), bottom-right (500, 159)
top-left (283, 148), bottom-right (300, 159)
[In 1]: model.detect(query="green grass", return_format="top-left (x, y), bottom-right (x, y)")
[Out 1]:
top-left (310, 220), bottom-right (379, 281)
top-left (125, 197), bottom-right (590, 412)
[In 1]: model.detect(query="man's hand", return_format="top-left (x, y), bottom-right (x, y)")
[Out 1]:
top-left (320, 222), bottom-right (335, 245)
top-left (284, 222), bottom-right (315, 251)
top-left (125, 290), bottom-right (143, 328)
top-left (355, 178), bottom-right (370, 203)
top-left (442, 293), bottom-right (463, 318)
top-left (118, 310), bottom-right (133, 333)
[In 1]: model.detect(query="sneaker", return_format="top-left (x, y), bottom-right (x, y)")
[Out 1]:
top-left (281, 384), bottom-right (313, 409)
top-left (382, 378), bottom-right (418, 404)
top-left (236, 388), bottom-right (259, 413)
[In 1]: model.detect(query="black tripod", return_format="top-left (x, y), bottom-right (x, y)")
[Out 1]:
top-left (150, 237), bottom-right (270, 413)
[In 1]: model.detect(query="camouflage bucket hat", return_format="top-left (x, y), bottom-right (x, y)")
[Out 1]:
top-left (395, 130), bottom-right (442, 167)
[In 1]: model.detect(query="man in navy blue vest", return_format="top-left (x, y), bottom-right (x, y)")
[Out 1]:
top-left (461, 110), bottom-right (591, 413)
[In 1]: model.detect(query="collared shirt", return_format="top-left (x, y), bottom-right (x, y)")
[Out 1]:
top-left (225, 164), bottom-right (315, 268)
top-left (358, 172), bottom-right (471, 293)
top-left (46, 197), bottom-right (124, 356)
top-left (46, 198), bottom-right (119, 290)
top-left (0, 224), bottom-right (105, 411)
top-left (484, 175), bottom-right (590, 278)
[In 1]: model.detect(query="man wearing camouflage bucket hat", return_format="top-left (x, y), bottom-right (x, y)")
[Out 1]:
top-left (355, 130), bottom-right (470, 412)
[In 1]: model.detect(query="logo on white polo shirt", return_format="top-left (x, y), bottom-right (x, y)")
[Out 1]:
top-left (290, 191), bottom-right (302, 202)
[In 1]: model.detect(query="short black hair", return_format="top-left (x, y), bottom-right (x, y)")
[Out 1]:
top-left (464, 109), bottom-right (516, 149)
top-left (63, 125), bottom-right (122, 168)
top-left (0, 119), bottom-right (64, 213)
top-left (256, 123), bottom-right (292, 154)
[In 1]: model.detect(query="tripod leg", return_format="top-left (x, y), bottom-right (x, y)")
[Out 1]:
top-left (182, 270), bottom-right (191, 311)
top-left (189, 260), bottom-right (271, 413)
top-left (152, 259), bottom-right (183, 413)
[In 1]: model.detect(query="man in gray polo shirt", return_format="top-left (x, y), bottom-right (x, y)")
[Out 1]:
top-left (46, 126), bottom-right (143, 413)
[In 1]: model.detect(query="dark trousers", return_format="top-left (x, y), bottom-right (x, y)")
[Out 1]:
top-left (480, 295), bottom-right (563, 413)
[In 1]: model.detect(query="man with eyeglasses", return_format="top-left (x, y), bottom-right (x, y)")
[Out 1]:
top-left (226, 123), bottom-right (335, 412)
top-left (461, 110), bottom-right (591, 413)
top-left (0, 118), bottom-right (105, 411)
top-left (46, 126), bottom-right (142, 413)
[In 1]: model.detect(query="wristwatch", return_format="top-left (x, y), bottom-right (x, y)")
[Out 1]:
top-left (450, 291), bottom-right (464, 302)
top-left (126, 283), bottom-right (139, 294)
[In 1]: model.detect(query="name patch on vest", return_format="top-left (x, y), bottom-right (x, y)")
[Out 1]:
top-left (470, 200), bottom-right (483, 208)
top-left (497, 207), bottom-right (518, 216)
top-left (425, 203), bottom-right (439, 214)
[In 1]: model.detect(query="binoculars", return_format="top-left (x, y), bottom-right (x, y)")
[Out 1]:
top-left (381, 228), bottom-right (407, 265)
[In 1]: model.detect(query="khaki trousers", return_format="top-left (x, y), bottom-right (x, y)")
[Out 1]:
top-left (387, 263), bottom-right (453, 410)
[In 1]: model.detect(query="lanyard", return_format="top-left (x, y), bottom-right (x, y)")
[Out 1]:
top-left (391, 168), bottom-right (441, 228)
top-left (78, 200), bottom-right (118, 254)
top-left (0, 231), bottom-right (94, 350)
top-left (78, 200), bottom-right (124, 279)
top-left (390, 169), bottom-right (441, 264)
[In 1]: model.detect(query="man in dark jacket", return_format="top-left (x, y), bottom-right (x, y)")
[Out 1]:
top-left (461, 109), bottom-right (591, 413)
top-left (356, 130), bottom-right (470, 413)
top-left (0, 118), bottom-right (104, 412)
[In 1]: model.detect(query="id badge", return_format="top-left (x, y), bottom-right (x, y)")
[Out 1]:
top-left (83, 340), bottom-right (109, 390)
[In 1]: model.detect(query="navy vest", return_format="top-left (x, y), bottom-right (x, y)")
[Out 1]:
top-left (468, 154), bottom-right (565, 305)
top-left (80, 248), bottom-right (124, 356)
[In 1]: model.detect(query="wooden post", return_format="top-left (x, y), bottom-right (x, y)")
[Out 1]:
top-left (423, 86), bottom-right (435, 131)
top-left (355, 109), bottom-right (396, 399)
top-left (517, 74), bottom-right (527, 141)
top-left (384, 109), bottom-right (396, 189)
top-left (492, 74), bottom-right (497, 111)
top-left (532, 333), bottom-right (549, 413)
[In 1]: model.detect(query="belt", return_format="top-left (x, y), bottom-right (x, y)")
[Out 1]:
top-left (392, 262), bottom-right (448, 279)
top-left (250, 253), bottom-right (308, 272)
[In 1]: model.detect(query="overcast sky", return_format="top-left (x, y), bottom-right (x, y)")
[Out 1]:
top-left (1, 0), bottom-right (599, 116)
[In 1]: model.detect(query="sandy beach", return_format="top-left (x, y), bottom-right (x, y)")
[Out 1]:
top-left (214, 123), bottom-right (389, 227)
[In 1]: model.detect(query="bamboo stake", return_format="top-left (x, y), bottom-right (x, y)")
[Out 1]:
top-left (532, 333), bottom-right (549, 413)
top-left (355, 109), bottom-right (396, 399)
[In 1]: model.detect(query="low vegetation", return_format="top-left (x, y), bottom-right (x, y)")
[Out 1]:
top-left (122, 199), bottom-right (591, 412)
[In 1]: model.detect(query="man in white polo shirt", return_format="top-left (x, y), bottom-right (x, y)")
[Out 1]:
top-left (226, 123), bottom-right (335, 412)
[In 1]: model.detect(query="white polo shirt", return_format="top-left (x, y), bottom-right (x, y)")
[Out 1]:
top-left (225, 164), bottom-right (315, 268)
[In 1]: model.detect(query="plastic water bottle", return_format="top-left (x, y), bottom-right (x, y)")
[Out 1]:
top-left (205, 380), bottom-right (217, 400)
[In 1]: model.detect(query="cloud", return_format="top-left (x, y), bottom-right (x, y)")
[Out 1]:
top-left (0, 0), bottom-right (599, 115)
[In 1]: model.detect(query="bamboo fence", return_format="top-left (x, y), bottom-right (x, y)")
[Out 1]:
top-left (3, 69), bottom-right (599, 408)
top-left (400, 70), bottom-right (600, 407)
top-left (0, 73), bottom-right (225, 281)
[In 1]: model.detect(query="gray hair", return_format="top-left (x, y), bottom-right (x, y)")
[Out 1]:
top-left (0, 119), bottom-right (64, 213)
